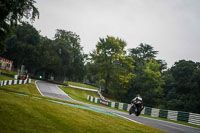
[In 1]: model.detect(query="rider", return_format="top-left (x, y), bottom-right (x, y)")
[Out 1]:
top-left (131, 94), bottom-right (144, 112)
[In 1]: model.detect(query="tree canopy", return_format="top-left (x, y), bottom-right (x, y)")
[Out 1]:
top-left (163, 60), bottom-right (200, 113)
top-left (1, 23), bottom-right (85, 82)
top-left (89, 36), bottom-right (134, 100)
top-left (0, 0), bottom-right (39, 53)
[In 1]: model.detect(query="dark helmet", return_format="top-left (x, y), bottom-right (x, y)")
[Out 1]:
top-left (136, 94), bottom-right (141, 97)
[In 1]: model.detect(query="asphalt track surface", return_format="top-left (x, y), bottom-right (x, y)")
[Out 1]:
top-left (36, 80), bottom-right (200, 133)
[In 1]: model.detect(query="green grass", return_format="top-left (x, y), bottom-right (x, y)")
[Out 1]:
top-left (0, 83), bottom-right (41, 97)
top-left (59, 86), bottom-right (100, 103)
top-left (31, 78), bottom-right (37, 82)
top-left (0, 85), bottom-right (165, 133)
top-left (0, 75), bottom-right (15, 80)
top-left (68, 81), bottom-right (99, 90)
top-left (1, 69), bottom-right (18, 75)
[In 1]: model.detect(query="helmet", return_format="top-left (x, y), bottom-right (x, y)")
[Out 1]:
top-left (136, 94), bottom-right (141, 97)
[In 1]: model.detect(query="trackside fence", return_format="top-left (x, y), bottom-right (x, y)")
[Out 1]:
top-left (0, 79), bottom-right (32, 86)
top-left (87, 95), bottom-right (200, 126)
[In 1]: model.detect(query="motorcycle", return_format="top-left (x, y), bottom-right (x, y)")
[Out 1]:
top-left (129, 100), bottom-right (144, 116)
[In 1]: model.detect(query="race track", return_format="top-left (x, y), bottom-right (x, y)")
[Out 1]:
top-left (36, 80), bottom-right (200, 133)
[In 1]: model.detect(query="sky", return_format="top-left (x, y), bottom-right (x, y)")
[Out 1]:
top-left (32, 0), bottom-right (200, 67)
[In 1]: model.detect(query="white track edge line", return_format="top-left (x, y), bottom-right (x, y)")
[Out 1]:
top-left (140, 116), bottom-right (199, 129)
top-left (35, 80), bottom-right (44, 96)
top-left (56, 85), bottom-right (77, 101)
top-left (112, 113), bottom-right (143, 125)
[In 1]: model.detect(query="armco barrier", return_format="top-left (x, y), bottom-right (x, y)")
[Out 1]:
top-left (189, 113), bottom-right (200, 125)
top-left (0, 79), bottom-right (31, 86)
top-left (159, 109), bottom-right (168, 119)
top-left (168, 110), bottom-right (178, 121)
top-left (87, 95), bottom-right (200, 126)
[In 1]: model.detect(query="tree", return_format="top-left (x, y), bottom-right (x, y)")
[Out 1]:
top-left (128, 43), bottom-right (162, 78)
top-left (0, 0), bottom-right (39, 53)
top-left (142, 59), bottom-right (164, 107)
top-left (54, 29), bottom-right (85, 82)
top-left (127, 44), bottom-right (164, 107)
top-left (111, 56), bottom-right (134, 100)
top-left (84, 62), bottom-right (99, 85)
top-left (129, 43), bottom-right (158, 61)
top-left (2, 22), bottom-right (41, 72)
top-left (164, 60), bottom-right (200, 113)
top-left (90, 36), bottom-right (134, 99)
top-left (2, 25), bottom-right (86, 82)
top-left (36, 39), bottom-right (61, 80)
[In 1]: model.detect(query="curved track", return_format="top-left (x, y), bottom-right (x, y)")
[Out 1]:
top-left (36, 81), bottom-right (200, 133)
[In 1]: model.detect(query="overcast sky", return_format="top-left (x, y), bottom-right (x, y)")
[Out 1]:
top-left (32, 0), bottom-right (200, 67)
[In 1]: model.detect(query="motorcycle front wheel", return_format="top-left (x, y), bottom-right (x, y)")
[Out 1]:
top-left (135, 107), bottom-right (141, 116)
top-left (129, 106), bottom-right (133, 115)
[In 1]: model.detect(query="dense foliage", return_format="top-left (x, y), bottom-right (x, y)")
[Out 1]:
top-left (90, 36), bottom-right (134, 100)
top-left (163, 60), bottom-right (200, 113)
top-left (1, 23), bottom-right (85, 82)
top-left (0, 0), bottom-right (39, 53)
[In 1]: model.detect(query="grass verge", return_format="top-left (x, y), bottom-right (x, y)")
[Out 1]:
top-left (1, 69), bottom-right (18, 75)
top-left (59, 86), bottom-right (99, 103)
top-left (68, 81), bottom-right (99, 90)
top-left (0, 85), bottom-right (165, 133)
top-left (0, 75), bottom-right (15, 80)
top-left (0, 83), bottom-right (41, 97)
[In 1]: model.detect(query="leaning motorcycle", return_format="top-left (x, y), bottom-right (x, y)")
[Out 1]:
top-left (129, 100), bottom-right (144, 116)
